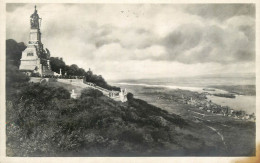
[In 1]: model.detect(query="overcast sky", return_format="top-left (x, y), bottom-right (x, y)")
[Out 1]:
top-left (6, 4), bottom-right (255, 80)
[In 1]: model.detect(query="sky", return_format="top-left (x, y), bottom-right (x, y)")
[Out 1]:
top-left (6, 4), bottom-right (255, 80)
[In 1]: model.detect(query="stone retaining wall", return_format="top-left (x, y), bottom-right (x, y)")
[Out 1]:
top-left (57, 78), bottom-right (84, 84)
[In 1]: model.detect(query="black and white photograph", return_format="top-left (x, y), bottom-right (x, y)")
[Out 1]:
top-left (1, 2), bottom-right (259, 162)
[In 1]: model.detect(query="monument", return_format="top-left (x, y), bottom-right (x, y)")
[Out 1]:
top-left (19, 6), bottom-right (54, 76)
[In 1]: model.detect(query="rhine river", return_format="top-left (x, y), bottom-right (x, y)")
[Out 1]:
top-left (206, 95), bottom-right (255, 114)
top-left (115, 82), bottom-right (256, 114)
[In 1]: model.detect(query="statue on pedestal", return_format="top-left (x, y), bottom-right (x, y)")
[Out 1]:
top-left (30, 5), bottom-right (41, 29)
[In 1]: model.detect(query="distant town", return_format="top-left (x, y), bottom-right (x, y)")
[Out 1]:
top-left (157, 89), bottom-right (256, 121)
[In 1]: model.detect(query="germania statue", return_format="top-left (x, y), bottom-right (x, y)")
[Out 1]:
top-left (30, 5), bottom-right (41, 29)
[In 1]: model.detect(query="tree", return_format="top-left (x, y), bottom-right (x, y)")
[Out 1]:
top-left (50, 57), bottom-right (66, 74)
top-left (67, 64), bottom-right (80, 76)
top-left (127, 93), bottom-right (134, 101)
top-left (6, 39), bottom-right (26, 67)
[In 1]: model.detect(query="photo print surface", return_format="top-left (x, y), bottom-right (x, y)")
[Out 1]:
top-left (5, 3), bottom-right (256, 157)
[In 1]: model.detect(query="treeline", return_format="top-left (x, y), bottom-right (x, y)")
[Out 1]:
top-left (50, 57), bottom-right (120, 91)
top-left (6, 39), bottom-right (119, 91)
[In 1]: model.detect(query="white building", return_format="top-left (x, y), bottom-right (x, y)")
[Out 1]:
top-left (119, 88), bottom-right (128, 102)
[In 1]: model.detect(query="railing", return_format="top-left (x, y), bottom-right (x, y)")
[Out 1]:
top-left (84, 82), bottom-right (120, 97)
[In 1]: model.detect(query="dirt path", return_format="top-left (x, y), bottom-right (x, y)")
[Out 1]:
top-left (206, 125), bottom-right (227, 149)
top-left (189, 110), bottom-right (222, 117)
top-left (192, 115), bottom-right (227, 150)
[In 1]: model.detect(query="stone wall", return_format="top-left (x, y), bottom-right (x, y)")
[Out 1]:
top-left (29, 77), bottom-right (84, 84)
top-left (30, 77), bottom-right (42, 83)
top-left (57, 78), bottom-right (84, 84)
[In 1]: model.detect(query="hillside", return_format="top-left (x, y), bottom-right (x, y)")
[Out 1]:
top-left (6, 65), bottom-right (223, 156)
top-left (6, 39), bottom-right (255, 156)
top-left (5, 39), bottom-right (218, 156)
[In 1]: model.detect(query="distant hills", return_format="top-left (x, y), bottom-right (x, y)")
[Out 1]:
top-left (194, 73), bottom-right (255, 79)
top-left (116, 72), bottom-right (255, 82)
top-left (115, 73), bottom-right (255, 87)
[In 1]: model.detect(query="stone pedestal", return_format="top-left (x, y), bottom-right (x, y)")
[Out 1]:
top-left (19, 44), bottom-right (42, 75)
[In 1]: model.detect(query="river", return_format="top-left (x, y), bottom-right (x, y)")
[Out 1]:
top-left (206, 95), bottom-right (255, 114)
top-left (115, 82), bottom-right (256, 114)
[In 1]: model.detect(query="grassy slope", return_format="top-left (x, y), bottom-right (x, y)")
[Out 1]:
top-left (7, 79), bottom-right (223, 156)
top-left (6, 74), bottom-right (255, 156)
top-left (47, 80), bottom-right (85, 95)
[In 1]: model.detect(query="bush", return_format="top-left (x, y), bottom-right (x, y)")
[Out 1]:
top-left (127, 93), bottom-right (134, 101)
top-left (80, 88), bottom-right (103, 98)
top-left (119, 130), bottom-right (144, 144)
top-left (31, 72), bottom-right (41, 77)
top-left (6, 64), bottom-right (29, 87)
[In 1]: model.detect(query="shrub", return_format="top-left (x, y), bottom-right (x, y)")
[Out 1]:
top-left (127, 93), bottom-right (134, 101)
top-left (31, 72), bottom-right (41, 77)
top-left (119, 130), bottom-right (144, 144)
top-left (80, 89), bottom-right (103, 98)
top-left (6, 64), bottom-right (29, 87)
